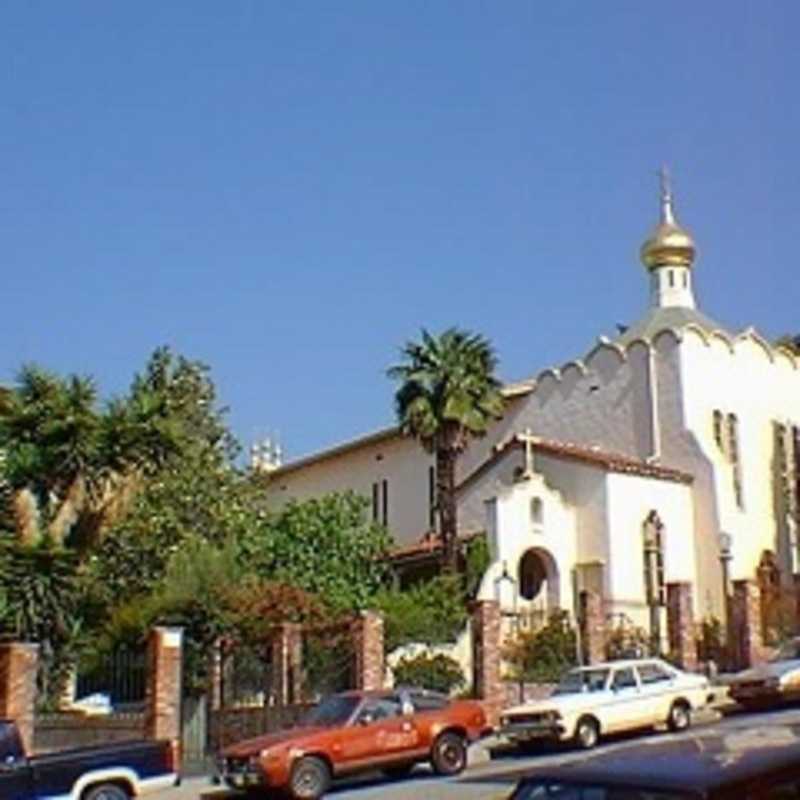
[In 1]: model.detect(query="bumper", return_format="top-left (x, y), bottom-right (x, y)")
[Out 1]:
top-left (729, 686), bottom-right (783, 704)
top-left (221, 770), bottom-right (268, 791)
top-left (499, 720), bottom-right (566, 742)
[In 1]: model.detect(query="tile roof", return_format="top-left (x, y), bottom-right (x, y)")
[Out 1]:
top-left (457, 433), bottom-right (694, 492)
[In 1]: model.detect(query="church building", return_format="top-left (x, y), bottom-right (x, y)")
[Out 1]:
top-left (261, 178), bottom-right (800, 647)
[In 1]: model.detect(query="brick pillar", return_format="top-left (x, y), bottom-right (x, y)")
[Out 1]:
top-left (730, 580), bottom-right (765, 669)
top-left (471, 600), bottom-right (503, 728)
top-left (271, 624), bottom-right (303, 704)
top-left (352, 611), bottom-right (384, 691)
top-left (145, 627), bottom-right (183, 763)
top-left (0, 642), bottom-right (39, 754)
top-left (579, 591), bottom-right (605, 665)
top-left (667, 582), bottom-right (698, 671)
top-left (793, 575), bottom-right (800, 636)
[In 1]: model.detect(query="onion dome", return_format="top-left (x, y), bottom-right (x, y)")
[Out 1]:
top-left (640, 168), bottom-right (696, 269)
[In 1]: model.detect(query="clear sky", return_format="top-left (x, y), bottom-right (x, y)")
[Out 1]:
top-left (2, 2), bottom-right (797, 461)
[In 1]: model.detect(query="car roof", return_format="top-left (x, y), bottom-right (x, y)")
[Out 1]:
top-left (568, 658), bottom-right (672, 671)
top-left (517, 726), bottom-right (800, 793)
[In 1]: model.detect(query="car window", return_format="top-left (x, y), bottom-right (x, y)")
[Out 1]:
top-left (409, 692), bottom-right (449, 712)
top-left (554, 669), bottom-right (610, 695)
top-left (637, 663), bottom-right (672, 685)
top-left (612, 668), bottom-right (638, 690)
top-left (355, 696), bottom-right (403, 724)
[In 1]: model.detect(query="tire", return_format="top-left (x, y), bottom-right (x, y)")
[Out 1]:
top-left (289, 756), bottom-right (331, 800)
top-left (382, 764), bottom-right (414, 780)
top-left (574, 716), bottom-right (600, 750)
top-left (83, 785), bottom-right (130, 800)
top-left (430, 731), bottom-right (468, 776)
top-left (667, 701), bottom-right (691, 732)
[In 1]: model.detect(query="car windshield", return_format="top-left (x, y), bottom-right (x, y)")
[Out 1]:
top-left (302, 694), bottom-right (360, 727)
top-left (512, 781), bottom-right (698, 799)
top-left (771, 640), bottom-right (800, 662)
top-left (553, 668), bottom-right (610, 695)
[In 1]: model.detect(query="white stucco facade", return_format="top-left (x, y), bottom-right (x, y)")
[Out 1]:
top-left (263, 190), bottom-right (800, 631)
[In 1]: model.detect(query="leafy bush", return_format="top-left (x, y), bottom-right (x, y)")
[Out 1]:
top-left (375, 574), bottom-right (468, 652)
top-left (502, 611), bottom-right (577, 683)
top-left (605, 620), bottom-right (651, 660)
top-left (393, 652), bottom-right (465, 695)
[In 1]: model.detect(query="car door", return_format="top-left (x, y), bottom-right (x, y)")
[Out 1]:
top-left (337, 695), bottom-right (418, 769)
top-left (635, 661), bottom-right (677, 724)
top-left (603, 666), bottom-right (649, 732)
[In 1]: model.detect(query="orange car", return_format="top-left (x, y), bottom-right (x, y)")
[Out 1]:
top-left (217, 688), bottom-right (488, 799)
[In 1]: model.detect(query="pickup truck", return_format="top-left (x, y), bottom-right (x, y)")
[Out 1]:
top-left (0, 718), bottom-right (180, 800)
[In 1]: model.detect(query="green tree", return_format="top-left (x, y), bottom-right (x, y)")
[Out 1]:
top-left (88, 347), bottom-right (258, 605)
top-left (0, 360), bottom-right (183, 552)
top-left (250, 492), bottom-right (392, 612)
top-left (388, 328), bottom-right (504, 571)
top-left (502, 611), bottom-right (578, 683)
top-left (375, 574), bottom-right (468, 653)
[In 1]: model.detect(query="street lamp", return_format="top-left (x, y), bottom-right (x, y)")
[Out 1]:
top-left (718, 531), bottom-right (733, 602)
top-left (494, 561), bottom-right (518, 617)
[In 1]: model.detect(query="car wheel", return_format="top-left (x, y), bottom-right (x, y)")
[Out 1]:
top-left (431, 731), bottom-right (467, 776)
top-left (382, 764), bottom-right (414, 780)
top-left (667, 701), bottom-right (691, 732)
top-left (574, 716), bottom-right (600, 750)
top-left (84, 784), bottom-right (130, 800)
top-left (289, 756), bottom-right (331, 800)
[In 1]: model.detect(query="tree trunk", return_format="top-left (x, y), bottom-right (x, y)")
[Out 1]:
top-left (436, 447), bottom-right (459, 572)
top-left (48, 474), bottom-right (86, 546)
top-left (12, 487), bottom-right (41, 547)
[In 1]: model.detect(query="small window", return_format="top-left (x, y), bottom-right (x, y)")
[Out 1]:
top-left (371, 482), bottom-right (380, 522)
top-left (530, 497), bottom-right (543, 525)
top-left (668, 270), bottom-right (675, 287)
top-left (612, 668), bottom-right (637, 690)
top-left (637, 663), bottom-right (671, 684)
top-left (712, 410), bottom-right (724, 451)
top-left (682, 271), bottom-right (688, 288)
top-left (356, 696), bottom-right (402, 724)
top-left (381, 479), bottom-right (389, 526)
top-left (409, 691), bottom-right (449, 712)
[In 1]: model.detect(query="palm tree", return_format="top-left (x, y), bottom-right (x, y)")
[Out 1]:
top-left (388, 328), bottom-right (504, 572)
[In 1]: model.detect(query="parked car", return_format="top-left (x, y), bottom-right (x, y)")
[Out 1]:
top-left (727, 637), bottom-right (800, 709)
top-left (499, 658), bottom-right (711, 750)
top-left (217, 687), bottom-right (488, 800)
top-left (508, 724), bottom-right (800, 799)
top-left (0, 718), bottom-right (179, 800)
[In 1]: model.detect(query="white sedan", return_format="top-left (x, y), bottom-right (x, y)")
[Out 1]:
top-left (498, 658), bottom-right (712, 750)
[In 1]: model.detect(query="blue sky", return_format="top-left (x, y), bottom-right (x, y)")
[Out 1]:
top-left (1, 2), bottom-right (796, 460)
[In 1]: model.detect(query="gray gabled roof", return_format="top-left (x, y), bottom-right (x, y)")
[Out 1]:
top-left (615, 305), bottom-right (733, 346)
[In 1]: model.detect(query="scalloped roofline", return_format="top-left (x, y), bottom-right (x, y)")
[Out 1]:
top-left (530, 323), bottom-right (799, 387)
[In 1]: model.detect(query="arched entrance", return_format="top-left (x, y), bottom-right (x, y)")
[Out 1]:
top-left (517, 547), bottom-right (560, 612)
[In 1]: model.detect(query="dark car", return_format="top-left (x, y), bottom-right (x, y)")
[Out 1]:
top-left (508, 724), bottom-right (800, 799)
top-left (0, 718), bottom-right (179, 800)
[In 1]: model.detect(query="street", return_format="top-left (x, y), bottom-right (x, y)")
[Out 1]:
top-left (167, 705), bottom-right (800, 800)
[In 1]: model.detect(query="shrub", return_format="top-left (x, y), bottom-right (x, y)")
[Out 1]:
top-left (375, 574), bottom-right (468, 652)
top-left (503, 611), bottom-right (577, 683)
top-left (393, 652), bottom-right (465, 695)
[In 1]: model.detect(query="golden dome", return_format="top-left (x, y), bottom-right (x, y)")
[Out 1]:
top-left (640, 169), bottom-right (696, 269)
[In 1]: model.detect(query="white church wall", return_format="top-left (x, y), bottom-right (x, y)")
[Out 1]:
top-left (474, 471), bottom-right (578, 614)
top-left (264, 432), bottom-right (434, 546)
top-left (676, 329), bottom-right (800, 599)
top-left (604, 473), bottom-right (696, 626)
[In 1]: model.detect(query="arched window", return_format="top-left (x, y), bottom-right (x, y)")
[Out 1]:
top-left (642, 511), bottom-right (665, 607)
top-left (530, 497), bottom-right (543, 525)
top-left (728, 414), bottom-right (743, 508)
top-left (712, 410), bottom-right (724, 451)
